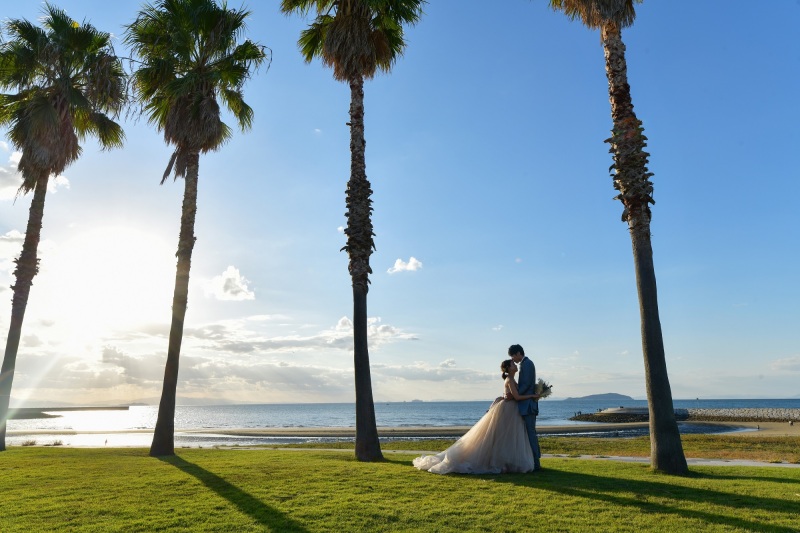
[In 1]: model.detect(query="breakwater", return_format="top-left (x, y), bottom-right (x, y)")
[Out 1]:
top-left (570, 408), bottom-right (800, 423)
top-left (687, 408), bottom-right (800, 423)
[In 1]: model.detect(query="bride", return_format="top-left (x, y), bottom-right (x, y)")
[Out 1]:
top-left (413, 359), bottom-right (539, 474)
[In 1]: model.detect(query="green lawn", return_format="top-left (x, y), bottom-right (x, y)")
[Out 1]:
top-left (267, 434), bottom-right (800, 464)
top-left (1, 447), bottom-right (798, 532)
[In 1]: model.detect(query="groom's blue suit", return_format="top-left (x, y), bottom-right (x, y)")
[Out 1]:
top-left (517, 356), bottom-right (541, 469)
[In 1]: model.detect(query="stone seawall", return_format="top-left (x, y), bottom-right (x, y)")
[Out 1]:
top-left (570, 408), bottom-right (800, 423)
top-left (687, 408), bottom-right (800, 423)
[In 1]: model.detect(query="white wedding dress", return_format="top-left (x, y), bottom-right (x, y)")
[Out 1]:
top-left (413, 378), bottom-right (535, 474)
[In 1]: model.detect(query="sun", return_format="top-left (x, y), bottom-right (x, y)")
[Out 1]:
top-left (31, 225), bottom-right (177, 343)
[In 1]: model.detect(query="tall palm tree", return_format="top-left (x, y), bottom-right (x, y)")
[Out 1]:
top-left (548, 0), bottom-right (687, 475)
top-left (0, 4), bottom-right (125, 452)
top-left (280, 0), bottom-right (424, 461)
top-left (125, 0), bottom-right (266, 457)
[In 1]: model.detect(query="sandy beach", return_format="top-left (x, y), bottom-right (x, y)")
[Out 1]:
top-left (205, 423), bottom-right (651, 438)
top-left (8, 420), bottom-right (799, 444)
top-left (9, 424), bottom-right (645, 439)
top-left (205, 420), bottom-right (800, 438)
top-left (683, 420), bottom-right (799, 438)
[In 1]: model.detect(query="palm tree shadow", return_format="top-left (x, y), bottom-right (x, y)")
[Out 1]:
top-left (493, 468), bottom-right (798, 533)
top-left (696, 470), bottom-right (800, 485)
top-left (159, 456), bottom-right (309, 532)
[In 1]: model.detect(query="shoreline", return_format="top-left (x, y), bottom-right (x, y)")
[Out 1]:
top-left (6, 422), bottom-right (651, 438)
top-left (205, 423), bottom-right (653, 438)
top-left (188, 421), bottom-right (800, 438)
top-left (10, 420), bottom-right (798, 439)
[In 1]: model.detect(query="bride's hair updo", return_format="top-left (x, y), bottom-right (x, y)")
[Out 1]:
top-left (501, 359), bottom-right (514, 379)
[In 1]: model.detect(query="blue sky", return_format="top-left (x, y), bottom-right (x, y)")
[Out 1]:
top-left (1, 1), bottom-right (798, 406)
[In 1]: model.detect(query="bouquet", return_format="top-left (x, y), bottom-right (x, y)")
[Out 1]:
top-left (534, 378), bottom-right (553, 399)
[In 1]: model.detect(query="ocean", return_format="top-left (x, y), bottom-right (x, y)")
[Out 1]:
top-left (7, 398), bottom-right (799, 448)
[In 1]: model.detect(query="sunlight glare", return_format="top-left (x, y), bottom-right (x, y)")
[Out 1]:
top-left (36, 225), bottom-right (176, 341)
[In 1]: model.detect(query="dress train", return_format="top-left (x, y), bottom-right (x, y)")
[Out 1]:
top-left (413, 393), bottom-right (534, 474)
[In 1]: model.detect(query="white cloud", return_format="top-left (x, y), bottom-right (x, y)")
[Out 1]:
top-left (0, 152), bottom-right (23, 200)
top-left (104, 314), bottom-right (417, 359)
top-left (515, 258), bottom-right (522, 263)
top-left (387, 256), bottom-right (423, 274)
top-left (22, 334), bottom-right (43, 347)
top-left (0, 230), bottom-right (24, 262)
top-left (209, 316), bottom-right (417, 354)
top-left (337, 226), bottom-right (344, 233)
top-left (335, 316), bottom-right (352, 331)
top-left (0, 230), bottom-right (57, 267)
top-left (7, 313), bottom-right (424, 404)
top-left (371, 359), bottom-right (494, 383)
top-left (173, 315), bottom-right (418, 355)
top-left (204, 266), bottom-right (255, 301)
top-left (48, 174), bottom-right (70, 193)
top-left (314, 128), bottom-right (322, 135)
top-left (0, 151), bottom-right (70, 200)
top-left (0, 230), bottom-right (54, 279)
top-left (492, 325), bottom-right (504, 331)
top-left (771, 355), bottom-right (800, 372)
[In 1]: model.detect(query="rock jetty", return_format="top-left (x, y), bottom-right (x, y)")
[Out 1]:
top-left (687, 408), bottom-right (800, 423)
top-left (570, 407), bottom-right (800, 424)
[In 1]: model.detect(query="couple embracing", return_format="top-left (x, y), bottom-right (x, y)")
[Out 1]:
top-left (413, 344), bottom-right (542, 474)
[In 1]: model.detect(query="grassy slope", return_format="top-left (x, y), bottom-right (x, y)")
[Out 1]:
top-left (1, 447), bottom-right (799, 532)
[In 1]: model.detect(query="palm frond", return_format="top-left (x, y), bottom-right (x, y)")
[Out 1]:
top-left (221, 88), bottom-right (254, 130)
top-left (549, 0), bottom-right (639, 29)
top-left (0, 2), bottom-right (126, 191)
top-left (297, 18), bottom-right (330, 63)
top-left (280, 0), bottom-right (337, 18)
top-left (82, 112), bottom-right (125, 150)
top-left (125, 0), bottom-right (265, 174)
top-left (286, 0), bottom-right (425, 82)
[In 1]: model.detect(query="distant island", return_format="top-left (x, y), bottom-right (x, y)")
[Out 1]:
top-left (564, 393), bottom-right (634, 402)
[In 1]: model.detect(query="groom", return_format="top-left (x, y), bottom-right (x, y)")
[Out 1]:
top-left (509, 344), bottom-right (542, 471)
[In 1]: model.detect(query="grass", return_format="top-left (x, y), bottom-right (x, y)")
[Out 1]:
top-left (1, 446), bottom-right (799, 532)
top-left (540, 434), bottom-right (800, 464)
top-left (265, 434), bottom-right (800, 464)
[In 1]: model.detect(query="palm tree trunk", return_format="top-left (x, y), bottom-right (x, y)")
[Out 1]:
top-left (346, 76), bottom-right (382, 462)
top-left (150, 153), bottom-right (199, 457)
top-left (0, 175), bottom-right (49, 451)
top-left (602, 23), bottom-right (688, 475)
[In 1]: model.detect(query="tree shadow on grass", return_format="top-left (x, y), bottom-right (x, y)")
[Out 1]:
top-left (159, 456), bottom-right (310, 532)
top-left (493, 467), bottom-right (798, 532)
top-left (693, 470), bottom-right (800, 486)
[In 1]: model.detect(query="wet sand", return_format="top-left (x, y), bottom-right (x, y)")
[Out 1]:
top-left (187, 422), bottom-right (752, 438)
top-left (9, 421), bottom-right (798, 440)
top-left (7, 423), bottom-right (648, 439)
top-left (199, 420), bottom-right (800, 438)
top-left (205, 423), bottom-right (650, 438)
top-left (685, 420), bottom-right (800, 438)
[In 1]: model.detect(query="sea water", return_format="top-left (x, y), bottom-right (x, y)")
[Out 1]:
top-left (7, 398), bottom-right (799, 448)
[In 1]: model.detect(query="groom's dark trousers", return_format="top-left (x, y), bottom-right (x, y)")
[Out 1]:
top-left (517, 356), bottom-right (541, 470)
top-left (522, 413), bottom-right (541, 469)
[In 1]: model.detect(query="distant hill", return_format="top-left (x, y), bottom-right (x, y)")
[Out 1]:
top-left (564, 393), bottom-right (634, 402)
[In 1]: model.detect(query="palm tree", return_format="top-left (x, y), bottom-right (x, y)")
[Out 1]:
top-left (280, 0), bottom-right (424, 461)
top-left (125, 0), bottom-right (266, 457)
top-left (0, 4), bottom-right (125, 452)
top-left (548, 0), bottom-right (687, 474)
